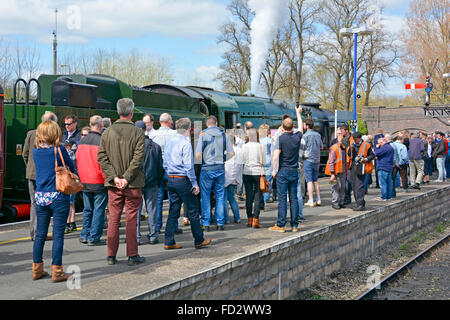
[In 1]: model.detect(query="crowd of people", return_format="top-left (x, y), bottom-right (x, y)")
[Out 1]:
top-left (24, 98), bottom-right (450, 282)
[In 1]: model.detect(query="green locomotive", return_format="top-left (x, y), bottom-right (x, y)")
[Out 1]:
top-left (0, 74), bottom-right (349, 223)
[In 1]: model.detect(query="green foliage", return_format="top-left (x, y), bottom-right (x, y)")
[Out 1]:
top-left (358, 119), bottom-right (368, 135)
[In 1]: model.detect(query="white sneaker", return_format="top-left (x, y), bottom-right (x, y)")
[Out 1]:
top-left (316, 200), bottom-right (322, 206)
top-left (305, 201), bottom-right (316, 207)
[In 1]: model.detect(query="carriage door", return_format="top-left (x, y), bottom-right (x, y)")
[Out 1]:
top-left (224, 111), bottom-right (239, 130)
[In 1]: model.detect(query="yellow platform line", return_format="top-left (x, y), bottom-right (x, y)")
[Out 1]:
top-left (0, 210), bottom-right (170, 246)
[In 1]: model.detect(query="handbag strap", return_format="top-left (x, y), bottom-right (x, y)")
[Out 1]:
top-left (54, 146), bottom-right (66, 169)
top-left (259, 143), bottom-right (264, 175)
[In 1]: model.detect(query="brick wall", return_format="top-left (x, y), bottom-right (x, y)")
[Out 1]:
top-left (362, 106), bottom-right (449, 135)
top-left (134, 185), bottom-right (450, 300)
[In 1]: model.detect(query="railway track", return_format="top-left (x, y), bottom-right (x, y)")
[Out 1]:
top-left (356, 231), bottom-right (450, 300)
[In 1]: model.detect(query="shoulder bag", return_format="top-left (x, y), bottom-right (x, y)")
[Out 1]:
top-left (54, 147), bottom-right (83, 195)
top-left (259, 144), bottom-right (270, 193)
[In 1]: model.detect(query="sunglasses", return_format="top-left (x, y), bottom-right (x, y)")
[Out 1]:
top-left (81, 134), bottom-right (88, 137)
top-left (65, 122), bottom-right (74, 126)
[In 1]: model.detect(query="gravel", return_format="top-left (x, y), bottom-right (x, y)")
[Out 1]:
top-left (294, 219), bottom-right (450, 300)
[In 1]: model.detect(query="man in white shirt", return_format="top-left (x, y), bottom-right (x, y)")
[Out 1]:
top-left (143, 114), bottom-right (155, 137)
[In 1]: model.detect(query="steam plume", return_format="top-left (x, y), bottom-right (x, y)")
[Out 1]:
top-left (248, 0), bottom-right (288, 95)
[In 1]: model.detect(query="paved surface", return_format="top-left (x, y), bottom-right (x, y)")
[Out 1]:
top-left (0, 177), bottom-right (449, 299)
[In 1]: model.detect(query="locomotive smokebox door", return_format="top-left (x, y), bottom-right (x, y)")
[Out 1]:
top-left (51, 77), bottom-right (97, 108)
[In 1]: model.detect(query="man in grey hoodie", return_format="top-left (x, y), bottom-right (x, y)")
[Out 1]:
top-left (196, 116), bottom-right (234, 231)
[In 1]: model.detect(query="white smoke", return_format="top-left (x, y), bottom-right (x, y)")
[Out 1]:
top-left (248, 0), bottom-right (288, 95)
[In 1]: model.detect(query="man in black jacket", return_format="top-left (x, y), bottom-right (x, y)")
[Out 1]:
top-left (348, 132), bottom-right (376, 211)
top-left (135, 121), bottom-right (164, 245)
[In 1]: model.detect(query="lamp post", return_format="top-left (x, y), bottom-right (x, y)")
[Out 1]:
top-left (340, 26), bottom-right (374, 132)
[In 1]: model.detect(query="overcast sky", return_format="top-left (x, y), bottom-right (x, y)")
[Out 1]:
top-left (1, 0), bottom-right (412, 97)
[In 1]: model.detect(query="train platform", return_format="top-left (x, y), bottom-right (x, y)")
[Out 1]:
top-left (0, 177), bottom-right (449, 300)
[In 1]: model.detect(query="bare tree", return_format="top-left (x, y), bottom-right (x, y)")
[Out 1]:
top-left (217, 0), bottom-right (253, 93)
top-left (280, 0), bottom-right (318, 103)
top-left (0, 38), bottom-right (13, 97)
top-left (358, 29), bottom-right (401, 106)
top-left (402, 0), bottom-right (449, 103)
top-left (312, 0), bottom-right (371, 110)
top-left (216, 50), bottom-right (250, 94)
top-left (59, 48), bottom-right (174, 86)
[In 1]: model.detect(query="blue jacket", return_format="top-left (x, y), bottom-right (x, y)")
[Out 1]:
top-left (391, 141), bottom-right (408, 166)
top-left (374, 143), bottom-right (394, 172)
top-left (33, 146), bottom-right (76, 193)
top-left (195, 126), bottom-right (234, 170)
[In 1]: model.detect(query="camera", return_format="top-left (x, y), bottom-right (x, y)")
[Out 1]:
top-left (354, 155), bottom-right (362, 164)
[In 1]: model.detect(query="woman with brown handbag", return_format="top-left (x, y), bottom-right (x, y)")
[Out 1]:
top-left (31, 120), bottom-right (77, 282)
top-left (241, 128), bottom-right (266, 228)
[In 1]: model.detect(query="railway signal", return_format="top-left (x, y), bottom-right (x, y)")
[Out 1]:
top-left (405, 83), bottom-right (426, 90)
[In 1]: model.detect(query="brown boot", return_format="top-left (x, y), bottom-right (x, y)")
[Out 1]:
top-left (252, 218), bottom-right (262, 228)
top-left (51, 265), bottom-right (72, 283)
top-left (247, 217), bottom-right (253, 227)
top-left (32, 262), bottom-right (48, 280)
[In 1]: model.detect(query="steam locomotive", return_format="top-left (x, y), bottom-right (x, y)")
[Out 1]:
top-left (0, 74), bottom-right (350, 223)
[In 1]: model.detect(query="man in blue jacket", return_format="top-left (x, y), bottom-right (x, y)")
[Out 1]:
top-left (195, 116), bottom-right (234, 231)
top-left (135, 121), bottom-right (164, 245)
top-left (374, 137), bottom-right (394, 201)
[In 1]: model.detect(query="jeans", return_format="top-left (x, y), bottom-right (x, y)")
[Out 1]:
top-left (378, 170), bottom-right (392, 200)
top-left (446, 155), bottom-right (450, 179)
top-left (137, 185), bottom-right (159, 242)
top-left (276, 169), bottom-right (299, 228)
top-left (200, 169), bottom-right (225, 227)
top-left (263, 173), bottom-right (273, 203)
top-left (223, 184), bottom-right (240, 223)
top-left (157, 173), bottom-right (174, 232)
top-left (165, 177), bottom-right (205, 246)
top-left (297, 174), bottom-right (304, 219)
top-left (424, 156), bottom-right (434, 176)
top-left (243, 175), bottom-right (262, 219)
top-left (345, 177), bottom-right (353, 204)
top-left (33, 193), bottom-right (70, 266)
top-left (80, 190), bottom-right (108, 242)
top-left (363, 173), bottom-right (372, 192)
top-left (28, 179), bottom-right (37, 240)
top-left (436, 158), bottom-right (446, 180)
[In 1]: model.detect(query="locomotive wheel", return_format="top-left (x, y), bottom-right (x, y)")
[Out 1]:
top-left (0, 203), bottom-right (18, 224)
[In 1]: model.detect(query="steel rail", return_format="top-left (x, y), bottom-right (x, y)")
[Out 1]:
top-left (356, 231), bottom-right (450, 300)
